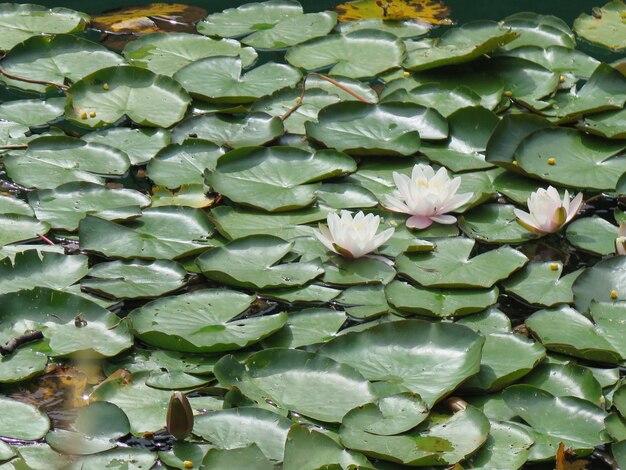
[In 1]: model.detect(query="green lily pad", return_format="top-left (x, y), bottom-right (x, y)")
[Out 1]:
top-left (316, 183), bottom-right (378, 209)
top-left (500, 13), bottom-right (575, 50)
top-left (193, 407), bottom-right (292, 462)
top-left (0, 250), bottom-right (88, 295)
top-left (147, 141), bottom-right (225, 189)
top-left (262, 308), bottom-right (346, 349)
top-left (0, 97), bottom-right (65, 127)
top-left (573, 256), bottom-right (626, 313)
top-left (210, 205), bottom-right (327, 240)
top-left (123, 32), bottom-right (257, 76)
top-left (580, 107), bottom-right (626, 139)
top-left (306, 102), bottom-right (448, 156)
top-left (0, 4), bottom-right (88, 51)
top-left (90, 371), bottom-right (171, 435)
top-left (464, 419), bottom-right (534, 469)
top-left (397, 237), bottom-right (527, 288)
top-left (461, 332), bottom-right (545, 392)
top-left (46, 402), bottom-right (130, 455)
top-left (0, 214), bottom-right (49, 246)
top-left (206, 146), bottom-right (355, 212)
top-left (322, 256), bottom-right (396, 286)
top-left (4, 136), bottom-right (131, 190)
top-left (159, 442), bottom-right (209, 470)
top-left (334, 284), bottom-right (392, 319)
top-left (521, 363), bottom-right (603, 405)
top-left (214, 350), bottom-right (378, 422)
top-left (82, 127), bottom-right (170, 165)
top-left (543, 64), bottom-right (626, 122)
top-left (459, 203), bottom-right (539, 244)
top-left (502, 261), bottom-right (583, 306)
top-left (0, 35), bottom-right (123, 94)
top-left (29, 182), bottom-right (151, 231)
top-left (81, 259), bottom-right (187, 299)
top-left (456, 306), bottom-right (512, 335)
top-left (0, 195), bottom-right (33, 217)
top-left (171, 112), bottom-right (283, 147)
top-left (382, 83), bottom-right (482, 117)
top-left (591, 301), bottom-right (626, 360)
top-left (0, 287), bottom-right (132, 357)
top-left (196, 235), bottom-right (323, 289)
top-left (252, 88), bottom-right (341, 135)
top-left (201, 445), bottom-right (273, 470)
top-left (64, 448), bottom-right (157, 470)
top-left (66, 66), bottom-right (191, 128)
top-left (130, 289), bottom-right (289, 352)
top-left (174, 57), bottom-right (301, 103)
top-left (466, 393), bottom-right (518, 422)
top-left (385, 280), bottom-right (499, 318)
top-left (383, 67), bottom-right (505, 111)
top-left (420, 106), bottom-right (499, 172)
top-left (339, 406), bottom-right (490, 466)
top-left (0, 397), bottom-right (50, 440)
top-left (319, 319), bottom-right (484, 406)
top-left (526, 305), bottom-right (622, 363)
top-left (500, 45), bottom-right (599, 78)
top-left (341, 392), bottom-right (429, 436)
top-left (337, 18), bottom-right (431, 38)
top-left (283, 425), bottom-right (373, 470)
top-left (79, 207), bottom-right (215, 260)
top-left (403, 20), bottom-right (517, 71)
top-left (491, 171), bottom-right (558, 206)
top-left (261, 283), bottom-right (341, 304)
top-left (199, 1), bottom-right (336, 50)
top-left (286, 29), bottom-right (405, 79)
top-left (573, 0), bottom-right (626, 51)
top-left (486, 113), bottom-right (553, 171)
top-left (502, 384), bottom-right (610, 460)
top-left (0, 348), bottom-right (47, 383)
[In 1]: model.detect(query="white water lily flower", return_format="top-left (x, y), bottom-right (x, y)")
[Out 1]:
top-left (315, 210), bottom-right (394, 259)
top-left (616, 222), bottom-right (626, 255)
top-left (514, 186), bottom-right (583, 234)
top-left (384, 164), bottom-right (473, 229)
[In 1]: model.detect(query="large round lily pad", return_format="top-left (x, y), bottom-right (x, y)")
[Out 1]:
top-left (174, 57), bottom-right (301, 103)
top-left (0, 4), bottom-right (88, 51)
top-left (196, 235), bottom-right (323, 289)
top-left (573, 256), bottom-right (626, 313)
top-left (0, 287), bottom-right (133, 358)
top-left (286, 29), bottom-right (405, 78)
top-left (214, 349), bottom-right (377, 422)
top-left (0, 397), bottom-right (50, 440)
top-left (319, 319), bottom-right (484, 406)
top-left (130, 289), bottom-right (288, 352)
top-left (123, 32), bottom-right (257, 76)
top-left (66, 66), bottom-right (191, 128)
top-left (305, 102), bottom-right (447, 156)
top-left (396, 237), bottom-right (527, 288)
top-left (206, 146), bottom-right (355, 211)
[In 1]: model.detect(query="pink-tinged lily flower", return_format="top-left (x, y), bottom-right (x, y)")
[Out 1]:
top-left (616, 222), bottom-right (626, 255)
top-left (315, 210), bottom-right (394, 259)
top-left (514, 186), bottom-right (583, 234)
top-left (384, 164), bottom-right (473, 229)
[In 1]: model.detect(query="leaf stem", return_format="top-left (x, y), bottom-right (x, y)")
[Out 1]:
top-left (0, 68), bottom-right (68, 90)
top-left (309, 72), bottom-right (371, 103)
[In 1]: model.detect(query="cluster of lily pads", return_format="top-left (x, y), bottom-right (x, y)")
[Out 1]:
top-left (1, 0), bottom-right (626, 468)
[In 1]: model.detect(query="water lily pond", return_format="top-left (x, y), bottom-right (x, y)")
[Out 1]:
top-left (1, 0), bottom-right (626, 468)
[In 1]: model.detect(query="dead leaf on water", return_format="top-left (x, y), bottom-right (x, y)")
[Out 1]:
top-left (335, 0), bottom-right (453, 25)
top-left (91, 3), bottom-right (208, 35)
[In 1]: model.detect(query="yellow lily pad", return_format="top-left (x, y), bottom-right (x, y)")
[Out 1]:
top-left (335, 0), bottom-right (452, 25)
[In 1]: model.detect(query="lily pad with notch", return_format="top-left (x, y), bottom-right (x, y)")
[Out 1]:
top-left (174, 56), bottom-right (301, 104)
top-left (459, 203), bottom-right (540, 244)
top-left (205, 146), bottom-right (356, 212)
top-left (81, 127), bottom-right (170, 165)
top-left (213, 349), bottom-right (377, 423)
top-left (130, 289), bottom-right (288, 353)
top-left (65, 66), bottom-right (191, 128)
top-left (197, 235), bottom-right (323, 289)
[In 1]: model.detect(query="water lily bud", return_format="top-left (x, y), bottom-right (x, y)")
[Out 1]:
top-left (611, 290), bottom-right (618, 299)
top-left (89, 111), bottom-right (96, 118)
top-left (547, 157), bottom-right (556, 165)
top-left (550, 263), bottom-right (559, 271)
top-left (183, 461), bottom-right (193, 469)
top-left (166, 392), bottom-right (194, 440)
top-left (103, 83), bottom-right (110, 90)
